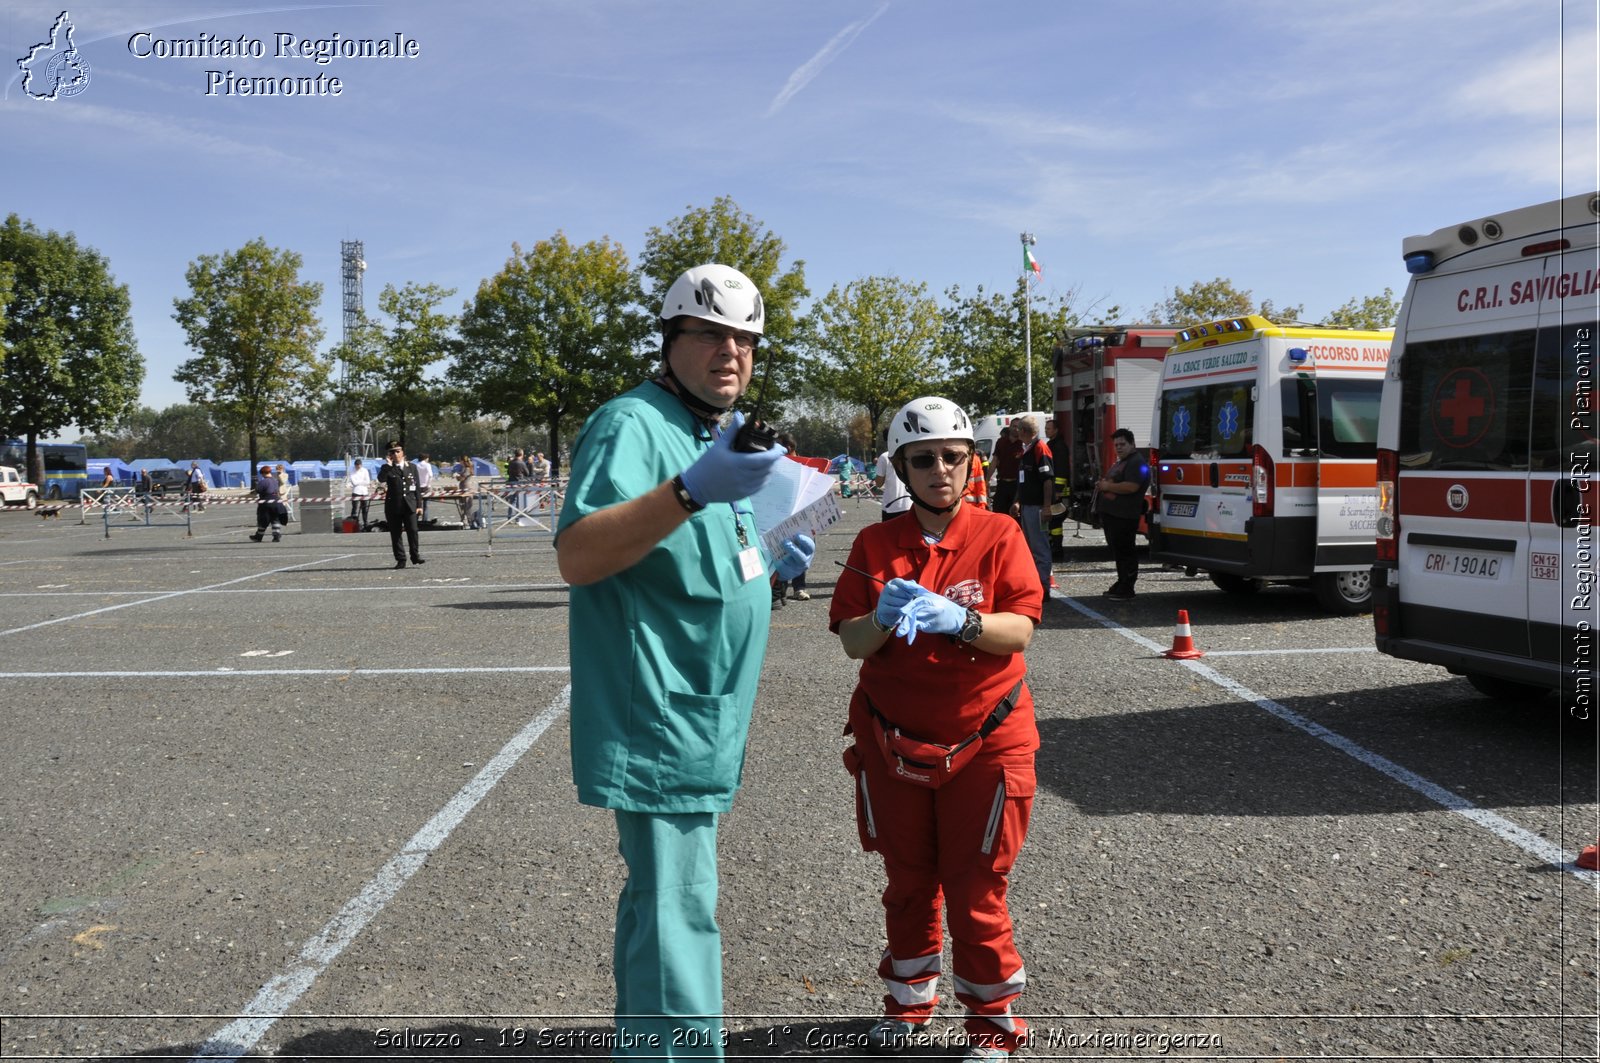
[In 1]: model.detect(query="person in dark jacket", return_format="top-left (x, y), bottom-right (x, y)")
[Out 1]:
top-left (248, 464), bottom-right (286, 543)
top-left (378, 440), bottom-right (425, 569)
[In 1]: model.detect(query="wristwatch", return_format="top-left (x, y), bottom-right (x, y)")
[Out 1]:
top-left (670, 474), bottom-right (705, 513)
top-left (871, 611), bottom-right (895, 634)
top-left (958, 607), bottom-right (983, 644)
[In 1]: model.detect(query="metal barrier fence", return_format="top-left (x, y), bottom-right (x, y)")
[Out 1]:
top-left (98, 489), bottom-right (194, 538)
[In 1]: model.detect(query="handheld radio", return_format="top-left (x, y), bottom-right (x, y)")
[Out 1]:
top-left (731, 341), bottom-right (778, 453)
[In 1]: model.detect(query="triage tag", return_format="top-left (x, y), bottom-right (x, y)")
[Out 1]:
top-left (739, 546), bottom-right (765, 583)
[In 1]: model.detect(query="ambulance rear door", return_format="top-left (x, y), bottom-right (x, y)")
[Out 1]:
top-left (1304, 362), bottom-right (1388, 570)
top-left (1526, 243), bottom-right (1600, 684)
top-left (1154, 344), bottom-right (1261, 564)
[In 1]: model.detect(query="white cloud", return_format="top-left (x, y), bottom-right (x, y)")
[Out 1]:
top-left (765, 2), bottom-right (889, 118)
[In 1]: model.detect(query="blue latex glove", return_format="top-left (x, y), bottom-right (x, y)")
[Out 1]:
top-left (678, 412), bottom-right (787, 505)
top-left (905, 592), bottom-right (967, 639)
top-left (773, 534), bottom-right (815, 581)
top-left (875, 577), bottom-right (927, 629)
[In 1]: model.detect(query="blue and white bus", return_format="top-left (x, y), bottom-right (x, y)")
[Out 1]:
top-left (0, 440), bottom-right (89, 500)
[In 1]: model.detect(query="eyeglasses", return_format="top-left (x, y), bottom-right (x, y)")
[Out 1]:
top-left (678, 325), bottom-right (758, 355)
top-left (905, 450), bottom-right (971, 470)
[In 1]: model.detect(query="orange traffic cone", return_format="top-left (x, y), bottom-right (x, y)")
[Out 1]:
top-left (1163, 609), bottom-right (1206, 659)
top-left (1578, 843), bottom-right (1599, 871)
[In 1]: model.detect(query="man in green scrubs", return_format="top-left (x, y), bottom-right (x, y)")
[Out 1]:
top-left (556, 263), bottom-right (812, 1058)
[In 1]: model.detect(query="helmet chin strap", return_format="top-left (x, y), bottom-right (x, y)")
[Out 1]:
top-left (657, 342), bottom-right (730, 421)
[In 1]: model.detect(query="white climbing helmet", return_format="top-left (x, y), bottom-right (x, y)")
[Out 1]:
top-left (659, 263), bottom-right (765, 335)
top-left (887, 396), bottom-right (975, 456)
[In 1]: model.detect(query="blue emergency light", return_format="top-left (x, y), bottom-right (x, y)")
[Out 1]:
top-left (1405, 251), bottom-right (1436, 274)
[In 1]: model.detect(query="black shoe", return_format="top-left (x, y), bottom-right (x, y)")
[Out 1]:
top-left (271, 534), bottom-right (281, 542)
top-left (394, 560), bottom-right (406, 569)
top-left (248, 533), bottom-right (264, 542)
top-left (1106, 584), bottom-right (1135, 600)
top-left (411, 557), bottom-right (425, 565)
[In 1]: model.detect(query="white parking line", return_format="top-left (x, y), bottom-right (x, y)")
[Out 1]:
top-left (0, 556), bottom-right (356, 638)
top-left (1203, 647), bottom-right (1377, 657)
top-left (1055, 592), bottom-right (1600, 886)
top-left (191, 685), bottom-right (573, 1062)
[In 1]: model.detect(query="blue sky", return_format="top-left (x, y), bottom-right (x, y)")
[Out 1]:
top-left (3, 0), bottom-right (1596, 414)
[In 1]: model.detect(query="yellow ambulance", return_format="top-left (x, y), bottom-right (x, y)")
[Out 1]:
top-left (1147, 316), bottom-right (1393, 613)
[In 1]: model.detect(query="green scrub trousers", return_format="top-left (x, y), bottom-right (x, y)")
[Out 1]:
top-left (613, 810), bottom-right (724, 1059)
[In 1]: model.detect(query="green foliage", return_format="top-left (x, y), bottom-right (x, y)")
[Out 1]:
top-left (0, 214), bottom-right (143, 482)
top-left (172, 238), bottom-right (328, 471)
top-left (942, 279), bottom-right (1078, 419)
top-left (638, 196), bottom-right (809, 420)
top-left (1323, 287), bottom-right (1399, 330)
top-left (1147, 277), bottom-right (1303, 327)
top-left (454, 233), bottom-right (651, 463)
top-left (341, 281), bottom-right (462, 446)
top-left (799, 275), bottom-right (943, 443)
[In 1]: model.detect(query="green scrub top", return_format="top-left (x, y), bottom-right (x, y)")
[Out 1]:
top-left (557, 382), bottom-right (772, 814)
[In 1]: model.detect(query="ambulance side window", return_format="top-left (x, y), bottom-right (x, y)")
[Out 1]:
top-left (1159, 386), bottom-right (1201, 459)
top-left (1529, 320), bottom-right (1600, 473)
top-left (1398, 329), bottom-right (1535, 471)
top-left (1317, 380), bottom-right (1382, 460)
top-left (1280, 380), bottom-right (1317, 456)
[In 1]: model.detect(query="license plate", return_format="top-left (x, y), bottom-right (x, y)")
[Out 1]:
top-left (1422, 550), bottom-right (1503, 579)
top-left (1166, 501), bottom-right (1197, 517)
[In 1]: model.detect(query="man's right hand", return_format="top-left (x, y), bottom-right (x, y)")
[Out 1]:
top-left (678, 412), bottom-right (786, 505)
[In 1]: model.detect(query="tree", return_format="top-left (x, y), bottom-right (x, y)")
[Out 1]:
top-left (455, 233), bottom-right (652, 463)
top-left (1147, 277), bottom-right (1303, 327)
top-left (0, 215), bottom-right (143, 485)
top-left (1323, 287), bottom-right (1400, 330)
top-left (800, 276), bottom-right (944, 444)
top-left (173, 238), bottom-right (328, 472)
top-left (942, 279), bottom-right (1079, 419)
top-left (639, 196), bottom-right (809, 420)
top-left (341, 281), bottom-right (461, 447)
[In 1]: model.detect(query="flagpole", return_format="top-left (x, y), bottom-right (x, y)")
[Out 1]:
top-left (1021, 231), bottom-right (1036, 412)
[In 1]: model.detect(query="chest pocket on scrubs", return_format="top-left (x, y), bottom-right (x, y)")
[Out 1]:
top-left (649, 690), bottom-right (741, 796)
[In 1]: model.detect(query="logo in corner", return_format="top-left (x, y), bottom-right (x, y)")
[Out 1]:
top-left (18, 11), bottom-right (91, 101)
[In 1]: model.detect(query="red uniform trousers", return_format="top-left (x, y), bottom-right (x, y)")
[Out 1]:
top-left (845, 731), bottom-right (1036, 1052)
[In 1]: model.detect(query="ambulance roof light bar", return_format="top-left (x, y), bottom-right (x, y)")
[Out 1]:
top-left (1175, 318), bottom-right (1251, 344)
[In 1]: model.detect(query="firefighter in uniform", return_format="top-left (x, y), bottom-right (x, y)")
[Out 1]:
top-left (830, 396), bottom-right (1043, 1061)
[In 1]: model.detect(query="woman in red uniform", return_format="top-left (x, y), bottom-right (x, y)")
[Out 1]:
top-left (829, 396), bottom-right (1043, 1061)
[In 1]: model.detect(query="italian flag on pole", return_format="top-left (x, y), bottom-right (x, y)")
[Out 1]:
top-left (1024, 245), bottom-right (1041, 278)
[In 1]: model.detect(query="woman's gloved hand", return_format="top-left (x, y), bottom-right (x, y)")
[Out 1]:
top-left (903, 592), bottom-right (966, 643)
top-left (874, 577), bottom-right (927, 629)
top-left (678, 412), bottom-right (787, 505)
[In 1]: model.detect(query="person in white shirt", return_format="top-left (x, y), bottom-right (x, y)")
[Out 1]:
top-left (873, 441), bottom-right (911, 520)
top-left (348, 458), bottom-right (373, 528)
top-left (415, 452), bottom-right (435, 520)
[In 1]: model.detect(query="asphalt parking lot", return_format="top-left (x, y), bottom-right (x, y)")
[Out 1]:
top-left (0, 496), bottom-right (1595, 1061)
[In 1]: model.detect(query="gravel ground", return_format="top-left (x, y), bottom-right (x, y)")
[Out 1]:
top-left (0, 498), bottom-right (1594, 1061)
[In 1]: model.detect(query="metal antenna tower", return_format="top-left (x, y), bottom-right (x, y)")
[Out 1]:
top-left (339, 240), bottom-right (373, 462)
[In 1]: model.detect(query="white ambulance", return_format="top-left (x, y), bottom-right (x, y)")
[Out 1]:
top-left (1147, 316), bottom-right (1393, 613)
top-left (1372, 191), bottom-right (1600, 715)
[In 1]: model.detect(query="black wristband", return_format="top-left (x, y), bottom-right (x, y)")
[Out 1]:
top-left (670, 475), bottom-right (705, 513)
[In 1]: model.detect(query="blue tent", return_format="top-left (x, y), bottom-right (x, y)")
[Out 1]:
top-left (829, 455), bottom-right (866, 474)
top-left (289, 459), bottom-right (331, 482)
top-left (218, 460), bottom-right (256, 488)
top-left (128, 457), bottom-right (175, 471)
top-left (451, 456), bottom-right (497, 476)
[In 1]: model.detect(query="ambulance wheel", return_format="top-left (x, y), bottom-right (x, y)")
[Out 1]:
top-left (1464, 673), bottom-right (1552, 704)
top-left (1209, 573), bottom-right (1263, 596)
top-left (1312, 570), bottom-right (1372, 614)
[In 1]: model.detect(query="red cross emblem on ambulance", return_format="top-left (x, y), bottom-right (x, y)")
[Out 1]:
top-left (1431, 368), bottom-right (1495, 448)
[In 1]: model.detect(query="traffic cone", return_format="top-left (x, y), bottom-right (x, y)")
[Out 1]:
top-left (1578, 843), bottom-right (1599, 871)
top-left (1163, 609), bottom-right (1206, 659)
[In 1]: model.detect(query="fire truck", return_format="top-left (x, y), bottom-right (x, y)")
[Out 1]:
top-left (1051, 326), bottom-right (1177, 526)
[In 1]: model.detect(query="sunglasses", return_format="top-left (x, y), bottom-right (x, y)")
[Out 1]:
top-left (905, 450), bottom-right (970, 470)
